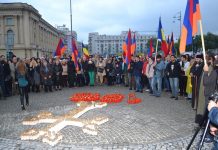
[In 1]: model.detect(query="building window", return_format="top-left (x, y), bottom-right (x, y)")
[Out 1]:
top-left (6, 17), bottom-right (14, 26)
top-left (6, 30), bottom-right (14, 48)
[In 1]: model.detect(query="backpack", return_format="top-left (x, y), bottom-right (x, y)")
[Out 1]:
top-left (18, 76), bottom-right (28, 87)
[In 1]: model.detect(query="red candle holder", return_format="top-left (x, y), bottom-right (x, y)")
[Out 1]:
top-left (100, 94), bottom-right (124, 103)
top-left (70, 92), bottom-right (100, 102)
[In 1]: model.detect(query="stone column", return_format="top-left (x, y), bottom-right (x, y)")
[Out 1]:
top-left (23, 11), bottom-right (30, 47)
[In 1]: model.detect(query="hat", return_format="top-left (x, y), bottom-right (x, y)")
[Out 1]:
top-left (156, 54), bottom-right (162, 59)
top-left (196, 54), bottom-right (203, 59)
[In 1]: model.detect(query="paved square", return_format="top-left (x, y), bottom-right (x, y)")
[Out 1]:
top-left (0, 86), bottom-right (213, 149)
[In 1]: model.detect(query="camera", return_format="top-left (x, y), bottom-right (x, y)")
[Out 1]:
top-left (209, 92), bottom-right (218, 103)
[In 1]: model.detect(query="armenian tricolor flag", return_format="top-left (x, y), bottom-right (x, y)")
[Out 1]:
top-left (169, 32), bottom-right (176, 55)
top-left (71, 38), bottom-right (79, 70)
top-left (179, 0), bottom-right (201, 54)
top-left (55, 39), bottom-right (66, 57)
top-left (122, 29), bottom-right (132, 68)
top-left (131, 33), bottom-right (136, 55)
top-left (149, 38), bottom-right (154, 57)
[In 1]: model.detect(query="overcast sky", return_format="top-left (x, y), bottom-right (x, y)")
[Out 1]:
top-left (3, 0), bottom-right (218, 43)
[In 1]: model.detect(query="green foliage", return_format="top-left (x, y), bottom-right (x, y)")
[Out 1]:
top-left (174, 32), bottom-right (218, 55)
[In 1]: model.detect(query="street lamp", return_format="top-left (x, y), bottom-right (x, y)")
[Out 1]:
top-left (173, 11), bottom-right (182, 38)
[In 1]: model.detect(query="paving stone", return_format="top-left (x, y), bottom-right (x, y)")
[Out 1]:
top-left (0, 86), bottom-right (214, 149)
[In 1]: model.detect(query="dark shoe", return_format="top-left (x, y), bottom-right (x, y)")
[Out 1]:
top-left (170, 96), bottom-right (175, 99)
top-left (140, 90), bottom-right (143, 93)
top-left (175, 97), bottom-right (178, 100)
top-left (135, 90), bottom-right (139, 92)
top-left (26, 103), bottom-right (29, 106)
top-left (129, 88), bottom-right (132, 90)
top-left (59, 88), bottom-right (62, 90)
top-left (21, 106), bottom-right (25, 110)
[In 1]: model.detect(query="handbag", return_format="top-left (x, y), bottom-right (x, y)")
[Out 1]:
top-left (18, 76), bottom-right (28, 87)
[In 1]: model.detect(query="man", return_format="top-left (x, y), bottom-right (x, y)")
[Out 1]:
top-left (128, 56), bottom-right (136, 90)
top-left (190, 54), bottom-right (204, 109)
top-left (9, 55), bottom-right (18, 95)
top-left (152, 55), bottom-right (165, 97)
top-left (166, 55), bottom-right (181, 100)
top-left (133, 56), bottom-right (143, 93)
top-left (179, 55), bottom-right (190, 97)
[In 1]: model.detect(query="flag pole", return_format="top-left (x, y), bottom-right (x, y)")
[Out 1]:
top-left (199, 20), bottom-right (207, 64)
top-left (70, 0), bottom-right (73, 39)
top-left (155, 39), bottom-right (159, 62)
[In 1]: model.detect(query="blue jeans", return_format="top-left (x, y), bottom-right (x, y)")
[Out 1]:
top-left (169, 78), bottom-right (179, 97)
top-left (148, 78), bottom-right (153, 93)
top-left (135, 76), bottom-right (142, 91)
top-left (152, 76), bottom-right (162, 96)
top-left (164, 76), bottom-right (170, 91)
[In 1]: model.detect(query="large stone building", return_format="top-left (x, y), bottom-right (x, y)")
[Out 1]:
top-left (88, 31), bottom-right (155, 56)
top-left (0, 3), bottom-right (62, 58)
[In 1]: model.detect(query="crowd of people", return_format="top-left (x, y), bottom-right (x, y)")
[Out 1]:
top-left (1, 52), bottom-right (218, 148)
top-left (0, 53), bottom-right (217, 115)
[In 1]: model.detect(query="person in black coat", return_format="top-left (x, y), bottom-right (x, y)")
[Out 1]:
top-left (82, 56), bottom-right (89, 86)
top-left (1, 57), bottom-right (12, 97)
top-left (40, 60), bottom-right (53, 92)
top-left (133, 56), bottom-right (143, 92)
top-left (53, 59), bottom-right (63, 90)
top-left (0, 55), bottom-right (7, 99)
top-left (105, 59), bottom-right (114, 86)
top-left (67, 57), bottom-right (76, 87)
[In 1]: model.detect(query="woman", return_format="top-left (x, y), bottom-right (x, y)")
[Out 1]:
top-left (40, 60), bottom-right (53, 92)
top-left (146, 57), bottom-right (154, 94)
top-left (96, 57), bottom-right (105, 85)
top-left (105, 59), bottom-right (114, 86)
top-left (34, 58), bottom-right (41, 92)
top-left (16, 59), bottom-right (29, 110)
top-left (87, 58), bottom-right (96, 86)
top-left (186, 59), bottom-right (195, 100)
top-left (76, 58), bottom-right (84, 87)
top-left (29, 58), bottom-right (37, 92)
top-left (61, 59), bottom-right (68, 87)
top-left (53, 59), bottom-right (63, 90)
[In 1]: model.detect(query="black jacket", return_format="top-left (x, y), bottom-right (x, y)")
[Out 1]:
top-left (166, 61), bottom-right (181, 78)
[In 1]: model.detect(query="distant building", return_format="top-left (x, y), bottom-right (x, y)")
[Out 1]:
top-left (0, 3), bottom-right (63, 58)
top-left (88, 31), bottom-right (155, 55)
top-left (56, 24), bottom-right (78, 55)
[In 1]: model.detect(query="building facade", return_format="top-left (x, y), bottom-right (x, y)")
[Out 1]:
top-left (88, 31), bottom-right (155, 56)
top-left (0, 3), bottom-right (62, 58)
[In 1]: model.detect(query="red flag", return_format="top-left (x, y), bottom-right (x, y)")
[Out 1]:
top-left (131, 33), bottom-right (136, 55)
top-left (149, 38), bottom-right (154, 57)
top-left (71, 39), bottom-right (79, 71)
top-left (55, 39), bottom-right (66, 57)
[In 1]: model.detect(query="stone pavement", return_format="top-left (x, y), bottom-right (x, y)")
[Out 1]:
top-left (0, 86), bottom-right (213, 149)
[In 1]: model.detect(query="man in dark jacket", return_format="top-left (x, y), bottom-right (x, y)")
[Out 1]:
top-left (0, 57), bottom-right (6, 99)
top-left (133, 56), bottom-right (143, 92)
top-left (166, 55), bottom-right (181, 100)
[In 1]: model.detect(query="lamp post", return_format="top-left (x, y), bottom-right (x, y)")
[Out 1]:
top-left (173, 11), bottom-right (182, 55)
top-left (173, 11), bottom-right (182, 38)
